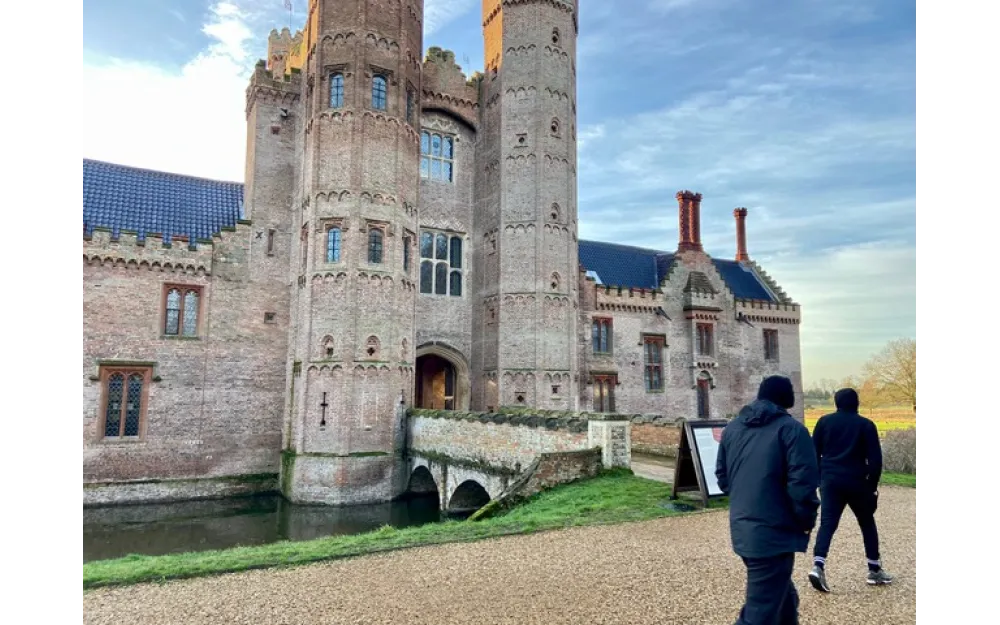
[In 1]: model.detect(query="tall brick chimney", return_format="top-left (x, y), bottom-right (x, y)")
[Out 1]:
top-left (734, 207), bottom-right (749, 261)
top-left (676, 190), bottom-right (704, 252)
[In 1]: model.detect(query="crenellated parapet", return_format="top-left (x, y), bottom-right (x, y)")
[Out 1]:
top-left (267, 27), bottom-right (306, 77)
top-left (421, 47), bottom-right (479, 128)
top-left (735, 299), bottom-right (802, 325)
top-left (245, 60), bottom-right (302, 119)
top-left (82, 226), bottom-right (234, 276)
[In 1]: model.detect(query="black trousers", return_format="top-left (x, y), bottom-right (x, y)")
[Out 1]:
top-left (812, 482), bottom-right (880, 562)
top-left (735, 553), bottom-right (799, 625)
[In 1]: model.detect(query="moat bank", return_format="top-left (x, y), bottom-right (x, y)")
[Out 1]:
top-left (83, 493), bottom-right (443, 563)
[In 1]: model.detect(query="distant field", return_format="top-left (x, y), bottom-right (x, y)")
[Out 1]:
top-left (803, 405), bottom-right (915, 435)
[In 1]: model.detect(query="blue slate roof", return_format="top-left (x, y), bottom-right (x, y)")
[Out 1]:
top-left (81, 159), bottom-right (777, 301)
top-left (83, 159), bottom-right (244, 246)
top-left (578, 239), bottom-right (778, 302)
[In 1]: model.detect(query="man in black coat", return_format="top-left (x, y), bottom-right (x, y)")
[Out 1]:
top-left (716, 375), bottom-right (820, 625)
top-left (808, 388), bottom-right (894, 592)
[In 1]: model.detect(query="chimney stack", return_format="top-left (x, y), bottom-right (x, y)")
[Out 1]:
top-left (676, 190), bottom-right (704, 252)
top-left (734, 207), bottom-right (749, 261)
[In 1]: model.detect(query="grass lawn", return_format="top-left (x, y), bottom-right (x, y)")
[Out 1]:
top-left (881, 472), bottom-right (916, 488)
top-left (83, 469), bottom-right (725, 590)
top-left (804, 405), bottom-right (915, 436)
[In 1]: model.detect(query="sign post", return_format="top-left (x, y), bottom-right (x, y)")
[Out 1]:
top-left (671, 419), bottom-right (729, 508)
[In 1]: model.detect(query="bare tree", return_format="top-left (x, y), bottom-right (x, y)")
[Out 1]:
top-left (862, 338), bottom-right (916, 412)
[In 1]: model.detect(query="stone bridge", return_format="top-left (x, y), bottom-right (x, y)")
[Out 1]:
top-left (402, 409), bottom-right (632, 514)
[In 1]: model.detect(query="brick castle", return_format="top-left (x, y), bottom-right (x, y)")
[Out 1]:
top-left (83, 0), bottom-right (802, 506)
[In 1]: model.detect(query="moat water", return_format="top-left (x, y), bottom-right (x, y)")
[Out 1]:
top-left (83, 493), bottom-right (443, 563)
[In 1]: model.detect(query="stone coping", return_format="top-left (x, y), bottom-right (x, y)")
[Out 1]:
top-left (407, 408), bottom-right (632, 431)
top-left (406, 408), bottom-right (701, 429)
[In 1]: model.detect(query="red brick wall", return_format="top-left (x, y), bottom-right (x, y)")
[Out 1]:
top-left (631, 423), bottom-right (681, 457)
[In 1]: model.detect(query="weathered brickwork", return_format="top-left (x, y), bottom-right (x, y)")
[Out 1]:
top-left (631, 420), bottom-right (682, 458)
top-left (82, 0), bottom-right (804, 507)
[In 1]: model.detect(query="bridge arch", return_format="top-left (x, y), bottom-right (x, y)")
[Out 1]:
top-left (415, 341), bottom-right (470, 411)
top-left (447, 479), bottom-right (491, 515)
top-left (407, 465), bottom-right (439, 496)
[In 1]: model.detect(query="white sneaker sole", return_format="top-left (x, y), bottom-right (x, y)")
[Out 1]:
top-left (867, 578), bottom-right (893, 586)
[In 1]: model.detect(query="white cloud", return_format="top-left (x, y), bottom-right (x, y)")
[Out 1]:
top-left (83, 1), bottom-right (256, 181)
top-left (424, 0), bottom-right (476, 37)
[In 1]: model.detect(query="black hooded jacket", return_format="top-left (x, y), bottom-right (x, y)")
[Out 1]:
top-left (812, 389), bottom-right (883, 490)
top-left (715, 399), bottom-right (820, 558)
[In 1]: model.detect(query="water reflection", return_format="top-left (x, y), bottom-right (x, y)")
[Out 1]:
top-left (83, 493), bottom-right (442, 563)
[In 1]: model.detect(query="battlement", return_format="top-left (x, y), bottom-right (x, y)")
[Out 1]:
top-left (421, 47), bottom-right (479, 128)
top-left (735, 298), bottom-right (801, 324)
top-left (267, 27), bottom-right (306, 77)
top-left (83, 227), bottom-right (225, 276)
top-left (246, 60), bottom-right (302, 117)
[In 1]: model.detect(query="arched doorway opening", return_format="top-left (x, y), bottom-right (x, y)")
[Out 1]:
top-left (414, 343), bottom-right (470, 410)
top-left (697, 371), bottom-right (712, 418)
top-left (416, 354), bottom-right (456, 410)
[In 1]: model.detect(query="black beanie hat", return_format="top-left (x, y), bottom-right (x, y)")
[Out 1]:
top-left (757, 375), bottom-right (795, 409)
top-left (834, 388), bottom-right (860, 413)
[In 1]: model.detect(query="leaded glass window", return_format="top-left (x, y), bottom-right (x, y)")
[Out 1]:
top-left (368, 228), bottom-right (384, 264)
top-left (419, 131), bottom-right (455, 182)
top-left (164, 286), bottom-right (201, 337)
top-left (101, 367), bottom-right (150, 439)
top-left (330, 73), bottom-right (344, 108)
top-left (418, 229), bottom-right (464, 297)
top-left (372, 75), bottom-right (387, 110)
top-left (326, 226), bottom-right (342, 263)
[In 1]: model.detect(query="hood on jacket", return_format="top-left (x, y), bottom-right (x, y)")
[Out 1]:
top-left (834, 388), bottom-right (860, 413)
top-left (735, 398), bottom-right (789, 427)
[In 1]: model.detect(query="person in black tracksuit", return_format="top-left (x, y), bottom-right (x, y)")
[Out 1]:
top-left (808, 388), bottom-right (894, 592)
top-left (716, 375), bottom-right (820, 625)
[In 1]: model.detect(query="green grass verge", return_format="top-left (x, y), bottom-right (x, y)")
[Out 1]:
top-left (881, 472), bottom-right (916, 488)
top-left (83, 468), bottom-right (724, 590)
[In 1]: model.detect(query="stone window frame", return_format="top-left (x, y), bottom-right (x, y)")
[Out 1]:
top-left (161, 283), bottom-right (204, 339)
top-left (320, 218), bottom-right (346, 265)
top-left (696, 371), bottom-right (712, 418)
top-left (763, 328), bottom-right (779, 361)
top-left (323, 63), bottom-right (349, 109)
top-left (696, 322), bottom-right (714, 357)
top-left (300, 223), bottom-right (310, 272)
top-left (366, 221), bottom-right (389, 265)
top-left (420, 130), bottom-right (456, 183)
top-left (592, 316), bottom-right (613, 355)
top-left (642, 334), bottom-right (666, 393)
top-left (405, 82), bottom-right (417, 125)
top-left (368, 65), bottom-right (394, 112)
top-left (402, 229), bottom-right (415, 275)
top-left (592, 373), bottom-right (617, 413)
top-left (418, 228), bottom-right (465, 298)
top-left (98, 364), bottom-right (153, 442)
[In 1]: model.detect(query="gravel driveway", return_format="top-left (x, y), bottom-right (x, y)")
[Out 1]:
top-left (84, 486), bottom-right (915, 624)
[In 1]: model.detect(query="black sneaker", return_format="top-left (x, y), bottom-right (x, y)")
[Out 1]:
top-left (808, 565), bottom-right (831, 593)
top-left (867, 568), bottom-right (894, 586)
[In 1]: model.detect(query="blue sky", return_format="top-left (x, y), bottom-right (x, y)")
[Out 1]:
top-left (82, 0), bottom-right (915, 386)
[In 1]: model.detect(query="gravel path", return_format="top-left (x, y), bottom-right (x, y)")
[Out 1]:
top-left (84, 486), bottom-right (915, 625)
